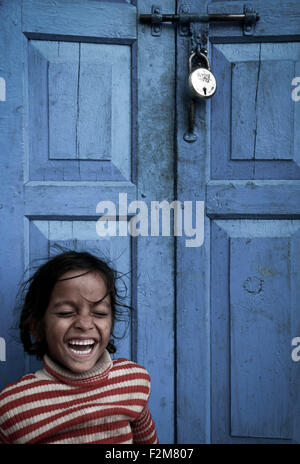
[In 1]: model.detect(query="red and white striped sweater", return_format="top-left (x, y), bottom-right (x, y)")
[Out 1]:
top-left (0, 350), bottom-right (158, 444)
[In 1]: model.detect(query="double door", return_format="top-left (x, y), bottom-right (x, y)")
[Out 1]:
top-left (0, 0), bottom-right (300, 443)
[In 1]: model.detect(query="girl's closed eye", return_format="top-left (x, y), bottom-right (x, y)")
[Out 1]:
top-left (56, 311), bottom-right (75, 317)
top-left (92, 311), bottom-right (110, 317)
top-left (92, 302), bottom-right (111, 317)
top-left (53, 300), bottom-right (76, 315)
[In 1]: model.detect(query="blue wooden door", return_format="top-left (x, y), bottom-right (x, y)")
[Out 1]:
top-left (0, 0), bottom-right (176, 444)
top-left (1, 0), bottom-right (300, 445)
top-left (176, 0), bottom-right (300, 444)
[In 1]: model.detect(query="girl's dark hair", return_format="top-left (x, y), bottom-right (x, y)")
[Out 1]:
top-left (18, 251), bottom-right (130, 359)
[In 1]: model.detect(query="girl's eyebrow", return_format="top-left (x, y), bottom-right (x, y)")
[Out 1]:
top-left (83, 294), bottom-right (111, 306)
top-left (53, 300), bottom-right (76, 309)
top-left (52, 296), bottom-right (111, 307)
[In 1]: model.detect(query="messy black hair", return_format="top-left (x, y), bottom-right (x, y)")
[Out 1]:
top-left (18, 251), bottom-right (131, 359)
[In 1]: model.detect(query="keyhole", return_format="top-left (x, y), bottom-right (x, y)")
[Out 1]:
top-left (203, 87), bottom-right (207, 95)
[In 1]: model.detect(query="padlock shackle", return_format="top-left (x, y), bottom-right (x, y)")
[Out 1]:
top-left (189, 51), bottom-right (211, 72)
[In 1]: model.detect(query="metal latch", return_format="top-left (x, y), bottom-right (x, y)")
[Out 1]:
top-left (140, 5), bottom-right (259, 36)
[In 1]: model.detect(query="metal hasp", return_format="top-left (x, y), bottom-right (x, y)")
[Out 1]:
top-left (140, 5), bottom-right (259, 36)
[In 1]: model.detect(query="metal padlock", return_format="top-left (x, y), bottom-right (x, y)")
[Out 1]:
top-left (188, 52), bottom-right (217, 99)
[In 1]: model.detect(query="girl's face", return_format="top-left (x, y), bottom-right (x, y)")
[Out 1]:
top-left (42, 269), bottom-right (112, 373)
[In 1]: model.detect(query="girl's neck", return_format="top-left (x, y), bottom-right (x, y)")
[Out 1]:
top-left (42, 350), bottom-right (112, 387)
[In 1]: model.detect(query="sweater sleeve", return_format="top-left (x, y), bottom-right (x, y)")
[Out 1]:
top-left (0, 426), bottom-right (9, 444)
top-left (131, 404), bottom-right (158, 444)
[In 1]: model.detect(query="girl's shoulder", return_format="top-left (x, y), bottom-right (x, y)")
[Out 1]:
top-left (0, 373), bottom-right (39, 404)
top-left (110, 357), bottom-right (151, 383)
top-left (111, 357), bottom-right (150, 372)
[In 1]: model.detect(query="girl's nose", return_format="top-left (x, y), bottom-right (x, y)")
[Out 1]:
top-left (73, 313), bottom-right (94, 331)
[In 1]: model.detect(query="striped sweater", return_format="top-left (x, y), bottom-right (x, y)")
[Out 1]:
top-left (0, 350), bottom-right (158, 444)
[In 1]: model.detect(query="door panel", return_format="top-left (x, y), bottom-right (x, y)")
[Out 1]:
top-left (175, 0), bottom-right (300, 445)
top-left (207, 0), bottom-right (300, 444)
top-left (212, 221), bottom-right (300, 441)
top-left (28, 40), bottom-right (131, 179)
top-left (0, 0), bottom-right (176, 444)
top-left (211, 42), bottom-right (300, 179)
top-left (229, 231), bottom-right (292, 440)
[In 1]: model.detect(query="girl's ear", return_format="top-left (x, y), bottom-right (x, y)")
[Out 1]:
top-left (29, 319), bottom-right (42, 342)
top-left (106, 339), bottom-right (116, 354)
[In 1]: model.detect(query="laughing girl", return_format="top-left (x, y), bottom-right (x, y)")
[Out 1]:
top-left (0, 251), bottom-right (158, 444)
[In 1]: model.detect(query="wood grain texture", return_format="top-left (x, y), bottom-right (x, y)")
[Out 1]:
top-left (77, 61), bottom-right (112, 160)
top-left (49, 60), bottom-right (78, 158)
top-left (231, 60), bottom-right (259, 160)
top-left (136, 0), bottom-right (176, 444)
top-left (175, 0), bottom-right (211, 444)
top-left (24, 181), bottom-right (136, 216)
top-left (22, 0), bottom-right (137, 43)
top-left (209, 0), bottom-right (300, 41)
top-left (207, 181), bottom-right (300, 217)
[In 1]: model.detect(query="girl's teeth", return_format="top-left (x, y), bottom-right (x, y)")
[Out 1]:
top-left (68, 339), bottom-right (95, 345)
top-left (69, 346), bottom-right (93, 355)
top-left (67, 340), bottom-right (96, 355)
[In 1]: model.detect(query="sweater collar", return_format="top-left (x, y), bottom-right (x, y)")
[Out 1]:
top-left (42, 349), bottom-right (112, 387)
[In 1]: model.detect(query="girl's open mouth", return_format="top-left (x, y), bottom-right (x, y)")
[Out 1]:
top-left (66, 339), bottom-right (97, 357)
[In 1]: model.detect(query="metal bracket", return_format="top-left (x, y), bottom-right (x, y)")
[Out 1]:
top-left (151, 5), bottom-right (162, 37)
top-left (140, 4), bottom-right (260, 36)
top-left (243, 5), bottom-right (258, 36)
top-left (178, 4), bottom-right (190, 36)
